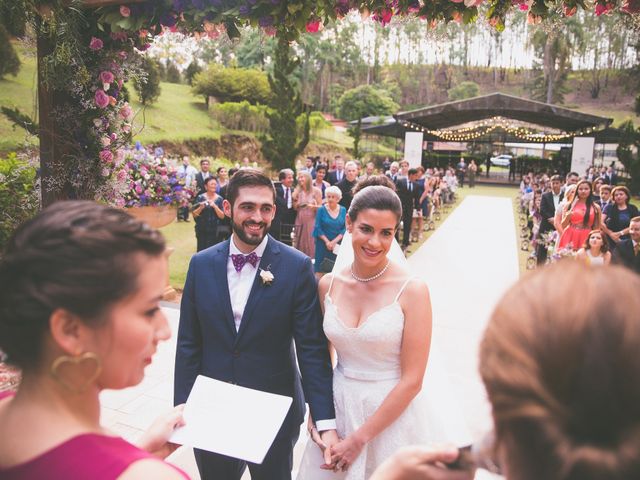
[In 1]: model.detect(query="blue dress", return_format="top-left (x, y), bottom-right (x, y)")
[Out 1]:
top-left (313, 205), bottom-right (346, 272)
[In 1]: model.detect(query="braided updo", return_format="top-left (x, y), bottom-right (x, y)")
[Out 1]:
top-left (480, 262), bottom-right (640, 480)
top-left (0, 201), bottom-right (166, 370)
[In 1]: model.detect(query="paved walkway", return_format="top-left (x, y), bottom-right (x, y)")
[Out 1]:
top-left (100, 194), bottom-right (519, 478)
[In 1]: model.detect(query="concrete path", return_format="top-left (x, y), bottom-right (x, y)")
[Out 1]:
top-left (100, 194), bottom-right (519, 478)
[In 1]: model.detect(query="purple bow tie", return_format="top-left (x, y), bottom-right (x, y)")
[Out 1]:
top-left (231, 252), bottom-right (260, 272)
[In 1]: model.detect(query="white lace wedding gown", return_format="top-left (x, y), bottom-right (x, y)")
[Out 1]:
top-left (297, 273), bottom-right (472, 480)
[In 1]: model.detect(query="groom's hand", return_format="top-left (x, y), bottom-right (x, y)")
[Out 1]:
top-left (319, 429), bottom-right (340, 468)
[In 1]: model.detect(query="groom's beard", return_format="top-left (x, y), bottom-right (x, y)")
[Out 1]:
top-left (230, 215), bottom-right (269, 246)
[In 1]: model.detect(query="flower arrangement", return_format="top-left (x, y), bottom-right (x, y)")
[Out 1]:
top-left (119, 147), bottom-right (195, 208)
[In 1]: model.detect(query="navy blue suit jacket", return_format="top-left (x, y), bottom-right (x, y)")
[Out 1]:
top-left (174, 236), bottom-right (335, 440)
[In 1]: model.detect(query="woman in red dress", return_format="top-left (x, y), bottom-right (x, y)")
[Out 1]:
top-left (558, 179), bottom-right (601, 251)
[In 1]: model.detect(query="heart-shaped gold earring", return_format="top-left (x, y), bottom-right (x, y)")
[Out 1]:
top-left (50, 352), bottom-right (102, 393)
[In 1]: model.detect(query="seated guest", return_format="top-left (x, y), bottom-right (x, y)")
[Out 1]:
top-left (576, 229), bottom-right (611, 266)
top-left (0, 201), bottom-right (187, 479)
top-left (372, 262), bottom-right (640, 480)
top-left (612, 216), bottom-right (640, 274)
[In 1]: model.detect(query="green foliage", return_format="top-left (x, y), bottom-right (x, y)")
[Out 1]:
top-left (0, 25), bottom-right (20, 79)
top-left (348, 119), bottom-right (363, 160)
top-left (617, 120), bottom-right (640, 194)
top-left (337, 85), bottom-right (399, 122)
top-left (211, 101), bottom-right (270, 133)
top-left (0, 153), bottom-right (38, 249)
top-left (635, 93), bottom-right (640, 116)
top-left (0, 107), bottom-right (38, 136)
top-left (135, 56), bottom-right (162, 106)
top-left (184, 61), bottom-right (202, 86)
top-left (447, 81), bottom-right (480, 101)
top-left (165, 61), bottom-right (182, 84)
top-left (0, 2), bottom-right (26, 37)
top-left (192, 65), bottom-right (272, 106)
top-left (260, 36), bottom-right (310, 171)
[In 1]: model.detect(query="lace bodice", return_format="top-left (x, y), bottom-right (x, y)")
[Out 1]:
top-left (323, 295), bottom-right (404, 381)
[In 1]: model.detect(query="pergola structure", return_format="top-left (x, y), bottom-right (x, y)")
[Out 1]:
top-left (362, 93), bottom-right (614, 145)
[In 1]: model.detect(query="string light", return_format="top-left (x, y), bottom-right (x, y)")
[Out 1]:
top-left (398, 116), bottom-right (604, 143)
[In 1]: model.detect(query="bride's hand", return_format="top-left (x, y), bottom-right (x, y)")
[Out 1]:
top-left (330, 432), bottom-right (366, 471)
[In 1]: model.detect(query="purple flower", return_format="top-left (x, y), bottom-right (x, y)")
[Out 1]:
top-left (173, 0), bottom-right (188, 10)
top-left (191, 0), bottom-right (205, 8)
top-left (259, 15), bottom-right (274, 26)
top-left (239, 4), bottom-right (251, 15)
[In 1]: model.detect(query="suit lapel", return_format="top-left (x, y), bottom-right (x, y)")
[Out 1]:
top-left (235, 236), bottom-right (281, 346)
top-left (212, 240), bottom-right (237, 336)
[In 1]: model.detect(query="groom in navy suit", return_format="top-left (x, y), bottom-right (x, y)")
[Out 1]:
top-left (174, 169), bottom-right (338, 480)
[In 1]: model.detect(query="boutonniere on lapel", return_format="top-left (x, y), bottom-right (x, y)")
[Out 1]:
top-left (259, 266), bottom-right (274, 286)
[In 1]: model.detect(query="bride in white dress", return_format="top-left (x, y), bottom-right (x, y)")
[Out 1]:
top-left (298, 182), bottom-right (470, 479)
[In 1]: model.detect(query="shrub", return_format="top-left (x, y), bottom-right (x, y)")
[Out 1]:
top-left (0, 24), bottom-right (21, 79)
top-left (192, 65), bottom-right (272, 106)
top-left (166, 61), bottom-right (182, 84)
top-left (134, 56), bottom-right (161, 106)
top-left (211, 101), bottom-right (270, 133)
top-left (337, 85), bottom-right (399, 122)
top-left (0, 153), bottom-right (39, 249)
top-left (184, 61), bottom-right (202, 86)
top-left (447, 81), bottom-right (480, 101)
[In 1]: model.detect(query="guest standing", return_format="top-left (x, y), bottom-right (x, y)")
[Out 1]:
top-left (336, 161), bottom-right (358, 210)
top-left (177, 156), bottom-right (198, 221)
top-left (193, 177), bottom-right (225, 252)
top-left (313, 186), bottom-right (346, 276)
top-left (467, 160), bottom-right (478, 188)
top-left (312, 164), bottom-right (330, 201)
top-left (537, 175), bottom-right (563, 264)
top-left (293, 172), bottom-right (322, 258)
top-left (328, 155), bottom-right (345, 185)
top-left (195, 158), bottom-right (212, 196)
top-left (558, 180), bottom-right (601, 251)
top-left (396, 168), bottom-right (420, 251)
top-left (602, 186), bottom-right (639, 250)
top-left (216, 166), bottom-right (229, 194)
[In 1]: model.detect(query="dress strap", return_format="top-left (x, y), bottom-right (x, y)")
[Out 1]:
top-left (394, 277), bottom-right (415, 302)
top-left (327, 273), bottom-right (336, 297)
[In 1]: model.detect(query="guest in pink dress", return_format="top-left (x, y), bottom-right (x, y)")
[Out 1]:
top-left (293, 171), bottom-right (322, 258)
top-left (559, 180), bottom-right (601, 251)
top-left (0, 201), bottom-right (189, 480)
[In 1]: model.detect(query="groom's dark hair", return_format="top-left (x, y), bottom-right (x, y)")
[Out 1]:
top-left (226, 168), bottom-right (276, 207)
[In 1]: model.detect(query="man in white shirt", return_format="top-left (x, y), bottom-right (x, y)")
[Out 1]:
top-left (175, 169), bottom-right (338, 479)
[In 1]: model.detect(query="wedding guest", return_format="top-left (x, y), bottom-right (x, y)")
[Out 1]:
top-left (193, 177), bottom-right (226, 252)
top-left (467, 160), bottom-right (478, 188)
top-left (313, 186), bottom-right (346, 276)
top-left (591, 177), bottom-right (604, 204)
top-left (558, 180), bottom-right (601, 251)
top-left (396, 168), bottom-right (420, 251)
top-left (612, 216), bottom-right (640, 274)
top-left (373, 262), bottom-right (640, 480)
top-left (219, 167), bottom-right (238, 199)
top-left (177, 156), bottom-right (198, 222)
top-left (560, 171), bottom-right (579, 195)
top-left (328, 155), bottom-right (345, 185)
top-left (456, 157), bottom-right (466, 187)
top-left (301, 157), bottom-right (317, 179)
top-left (554, 184), bottom-right (577, 235)
top-left (576, 230), bottom-right (611, 266)
top-left (359, 162), bottom-right (376, 181)
top-left (602, 185), bottom-right (639, 249)
top-left (293, 172), bottom-right (322, 259)
top-left (337, 161), bottom-right (359, 210)
top-left (271, 168), bottom-right (297, 246)
top-left (0, 201), bottom-right (187, 479)
top-left (312, 164), bottom-right (330, 201)
top-left (386, 161), bottom-right (400, 182)
top-left (537, 175), bottom-right (563, 265)
top-left (603, 165), bottom-right (617, 185)
top-left (195, 158), bottom-right (212, 196)
top-left (597, 184), bottom-right (612, 211)
top-left (216, 166), bottom-right (229, 194)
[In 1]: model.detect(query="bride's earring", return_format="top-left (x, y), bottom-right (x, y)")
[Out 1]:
top-left (50, 351), bottom-right (102, 393)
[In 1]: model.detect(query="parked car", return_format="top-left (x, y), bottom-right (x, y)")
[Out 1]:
top-left (490, 154), bottom-right (512, 166)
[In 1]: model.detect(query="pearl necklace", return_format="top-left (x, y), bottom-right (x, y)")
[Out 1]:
top-left (350, 261), bottom-right (390, 283)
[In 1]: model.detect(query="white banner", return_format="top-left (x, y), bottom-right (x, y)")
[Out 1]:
top-left (404, 132), bottom-right (424, 168)
top-left (571, 137), bottom-right (595, 176)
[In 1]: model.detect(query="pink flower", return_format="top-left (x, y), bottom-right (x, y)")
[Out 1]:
top-left (135, 184), bottom-right (143, 194)
top-left (122, 124), bottom-right (132, 133)
top-left (519, 2), bottom-right (529, 10)
top-left (118, 51), bottom-right (128, 60)
top-left (109, 96), bottom-right (117, 107)
top-left (263, 26), bottom-right (276, 37)
top-left (95, 89), bottom-right (110, 108)
top-left (100, 150), bottom-right (114, 164)
top-left (89, 37), bottom-right (103, 51)
top-left (305, 20), bottom-right (321, 33)
top-left (119, 104), bottom-right (133, 120)
top-left (101, 168), bottom-right (111, 177)
top-left (110, 132), bottom-right (118, 141)
top-left (100, 71), bottom-right (115, 84)
top-left (101, 137), bottom-right (112, 147)
top-left (120, 5), bottom-right (130, 17)
top-left (117, 169), bottom-right (127, 181)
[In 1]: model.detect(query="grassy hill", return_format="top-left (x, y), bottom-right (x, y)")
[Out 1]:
top-left (1, 43), bottom-right (637, 157)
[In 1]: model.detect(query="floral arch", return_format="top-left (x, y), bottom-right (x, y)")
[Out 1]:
top-left (5, 0), bottom-right (639, 206)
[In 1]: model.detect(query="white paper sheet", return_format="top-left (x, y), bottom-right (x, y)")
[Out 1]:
top-left (170, 375), bottom-right (293, 464)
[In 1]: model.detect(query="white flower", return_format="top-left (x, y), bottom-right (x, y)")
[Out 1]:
top-left (259, 269), bottom-right (274, 285)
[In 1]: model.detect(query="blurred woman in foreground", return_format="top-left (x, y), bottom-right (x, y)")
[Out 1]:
top-left (0, 201), bottom-right (187, 479)
top-left (372, 262), bottom-right (640, 480)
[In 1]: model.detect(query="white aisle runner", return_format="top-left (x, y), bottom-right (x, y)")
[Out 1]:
top-left (407, 195), bottom-right (520, 440)
top-left (100, 195), bottom-right (519, 479)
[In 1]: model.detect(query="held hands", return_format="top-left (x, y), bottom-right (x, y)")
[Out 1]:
top-left (136, 404), bottom-right (186, 459)
top-left (330, 431), bottom-right (367, 472)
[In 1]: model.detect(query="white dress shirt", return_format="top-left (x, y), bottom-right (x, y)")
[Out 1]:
top-left (227, 234), bottom-right (337, 431)
top-left (283, 186), bottom-right (292, 209)
top-left (227, 234), bottom-right (269, 332)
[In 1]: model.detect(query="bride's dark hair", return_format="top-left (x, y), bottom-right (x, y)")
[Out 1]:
top-left (480, 262), bottom-right (640, 480)
top-left (348, 184), bottom-right (402, 226)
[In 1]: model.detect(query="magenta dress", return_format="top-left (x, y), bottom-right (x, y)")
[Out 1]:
top-left (0, 392), bottom-right (189, 480)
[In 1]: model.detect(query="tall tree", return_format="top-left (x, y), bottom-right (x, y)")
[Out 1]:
top-left (260, 36), bottom-right (310, 171)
